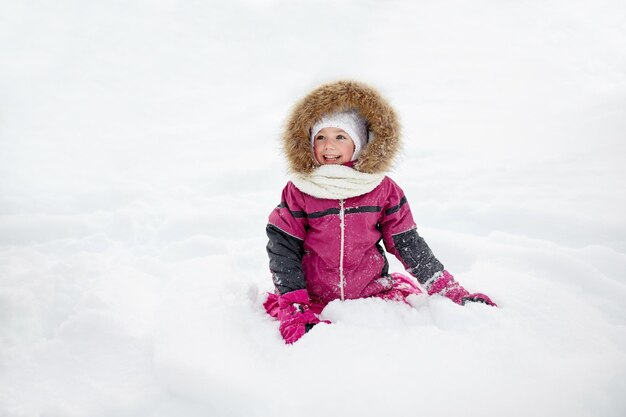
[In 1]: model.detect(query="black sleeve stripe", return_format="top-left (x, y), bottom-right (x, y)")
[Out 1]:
top-left (276, 201), bottom-right (306, 218)
top-left (385, 196), bottom-right (408, 216)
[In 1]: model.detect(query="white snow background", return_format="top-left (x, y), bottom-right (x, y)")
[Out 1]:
top-left (1, 0), bottom-right (625, 416)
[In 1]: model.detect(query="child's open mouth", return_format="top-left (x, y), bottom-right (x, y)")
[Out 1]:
top-left (323, 155), bottom-right (341, 161)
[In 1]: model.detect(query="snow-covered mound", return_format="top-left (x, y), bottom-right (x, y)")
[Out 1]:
top-left (1, 1), bottom-right (625, 416)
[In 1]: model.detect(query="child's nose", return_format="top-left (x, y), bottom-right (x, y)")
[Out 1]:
top-left (325, 139), bottom-right (338, 148)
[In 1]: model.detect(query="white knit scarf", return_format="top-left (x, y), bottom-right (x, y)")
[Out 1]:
top-left (290, 164), bottom-right (385, 200)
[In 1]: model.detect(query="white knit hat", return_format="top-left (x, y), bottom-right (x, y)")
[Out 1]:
top-left (310, 109), bottom-right (369, 161)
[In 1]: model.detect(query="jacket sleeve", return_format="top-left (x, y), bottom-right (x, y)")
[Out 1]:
top-left (379, 178), bottom-right (444, 285)
top-left (266, 182), bottom-right (309, 295)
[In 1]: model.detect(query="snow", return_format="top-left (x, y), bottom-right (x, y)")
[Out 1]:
top-left (1, 0), bottom-right (625, 416)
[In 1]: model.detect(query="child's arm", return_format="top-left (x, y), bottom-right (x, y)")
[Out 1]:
top-left (266, 183), bottom-right (308, 294)
top-left (266, 224), bottom-right (307, 294)
top-left (266, 183), bottom-right (324, 343)
top-left (379, 179), bottom-right (496, 306)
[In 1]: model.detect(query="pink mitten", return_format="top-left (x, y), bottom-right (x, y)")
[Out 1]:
top-left (427, 270), bottom-right (497, 307)
top-left (276, 289), bottom-right (325, 344)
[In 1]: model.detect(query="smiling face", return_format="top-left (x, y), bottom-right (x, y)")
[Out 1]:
top-left (313, 127), bottom-right (356, 165)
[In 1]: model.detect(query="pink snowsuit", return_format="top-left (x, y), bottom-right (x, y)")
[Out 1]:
top-left (265, 80), bottom-right (496, 343)
top-left (267, 177), bottom-right (440, 305)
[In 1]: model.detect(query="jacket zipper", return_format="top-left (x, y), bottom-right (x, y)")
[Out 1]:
top-left (339, 199), bottom-right (345, 301)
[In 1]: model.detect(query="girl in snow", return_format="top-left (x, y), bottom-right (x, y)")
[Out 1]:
top-left (264, 80), bottom-right (496, 344)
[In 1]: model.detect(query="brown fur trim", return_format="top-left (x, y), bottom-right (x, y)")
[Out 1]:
top-left (282, 80), bottom-right (401, 174)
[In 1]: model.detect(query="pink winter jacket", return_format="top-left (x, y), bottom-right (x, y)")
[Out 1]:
top-left (267, 176), bottom-right (444, 305)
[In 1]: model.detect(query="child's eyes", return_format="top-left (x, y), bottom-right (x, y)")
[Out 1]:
top-left (315, 134), bottom-right (347, 140)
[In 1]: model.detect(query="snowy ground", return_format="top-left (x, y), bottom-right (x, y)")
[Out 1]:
top-left (1, 1), bottom-right (625, 416)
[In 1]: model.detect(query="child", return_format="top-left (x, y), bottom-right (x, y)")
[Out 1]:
top-left (263, 80), bottom-right (496, 344)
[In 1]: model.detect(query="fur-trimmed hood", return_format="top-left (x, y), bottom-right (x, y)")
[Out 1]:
top-left (282, 80), bottom-right (401, 175)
